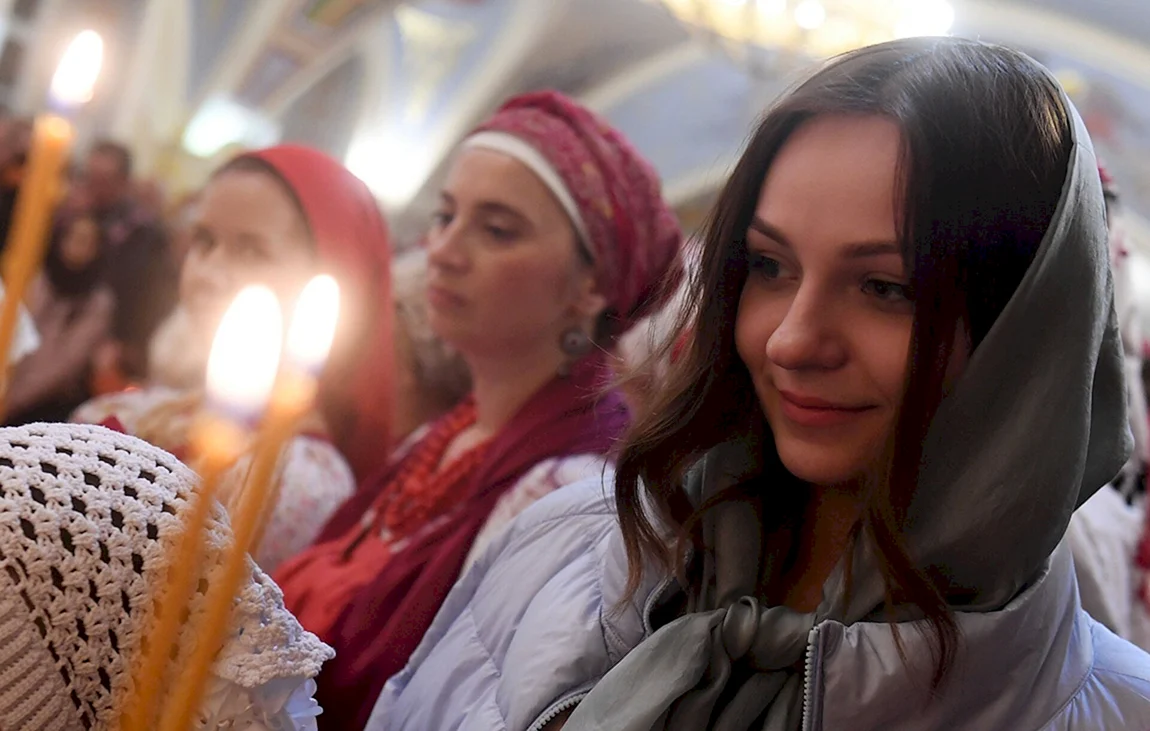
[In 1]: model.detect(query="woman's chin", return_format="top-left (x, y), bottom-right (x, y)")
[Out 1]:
top-left (426, 319), bottom-right (478, 362)
top-left (776, 444), bottom-right (867, 490)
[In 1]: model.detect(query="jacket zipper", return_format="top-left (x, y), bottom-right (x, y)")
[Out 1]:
top-left (802, 624), bottom-right (823, 731)
top-left (527, 688), bottom-right (592, 731)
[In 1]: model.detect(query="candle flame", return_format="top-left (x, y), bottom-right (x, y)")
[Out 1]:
top-left (206, 286), bottom-right (283, 419)
top-left (285, 274), bottom-right (341, 374)
top-left (50, 30), bottom-right (103, 107)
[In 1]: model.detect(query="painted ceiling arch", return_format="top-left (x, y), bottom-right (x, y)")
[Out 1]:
top-left (85, 0), bottom-right (1150, 234)
top-left (278, 52), bottom-right (366, 160)
top-left (108, 0), bottom-right (406, 190)
top-left (588, 47), bottom-right (778, 207)
top-left (187, 0), bottom-right (250, 101)
top-left (347, 0), bottom-right (562, 209)
top-left (579, 1), bottom-right (1150, 221)
top-left (368, 0), bottom-right (1150, 240)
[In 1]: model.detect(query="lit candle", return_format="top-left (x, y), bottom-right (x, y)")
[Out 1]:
top-left (246, 274), bottom-right (341, 542)
top-left (203, 284), bottom-right (286, 424)
top-left (286, 274), bottom-right (341, 373)
top-left (157, 275), bottom-right (340, 731)
top-left (122, 286), bottom-right (282, 731)
top-left (0, 31), bottom-right (102, 412)
top-left (226, 273), bottom-right (341, 514)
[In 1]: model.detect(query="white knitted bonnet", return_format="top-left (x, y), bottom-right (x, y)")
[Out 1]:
top-left (0, 423), bottom-right (333, 730)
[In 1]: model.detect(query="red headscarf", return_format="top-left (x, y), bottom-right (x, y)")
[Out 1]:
top-left (236, 145), bottom-right (394, 481)
top-left (469, 90), bottom-right (684, 334)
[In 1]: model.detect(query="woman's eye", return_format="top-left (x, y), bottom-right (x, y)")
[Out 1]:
top-left (863, 278), bottom-right (912, 302)
top-left (235, 241), bottom-right (272, 262)
top-left (191, 228), bottom-right (212, 246)
top-left (431, 210), bottom-right (452, 228)
top-left (748, 252), bottom-right (782, 279)
top-left (485, 225), bottom-right (517, 242)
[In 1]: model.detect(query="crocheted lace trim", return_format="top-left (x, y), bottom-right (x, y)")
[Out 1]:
top-left (0, 423), bottom-right (332, 730)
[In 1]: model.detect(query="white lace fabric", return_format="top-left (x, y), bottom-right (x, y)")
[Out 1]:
top-left (72, 387), bottom-right (358, 574)
top-left (0, 423), bottom-right (333, 730)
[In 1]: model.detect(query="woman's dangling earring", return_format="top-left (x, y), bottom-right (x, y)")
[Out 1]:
top-left (558, 327), bottom-right (593, 376)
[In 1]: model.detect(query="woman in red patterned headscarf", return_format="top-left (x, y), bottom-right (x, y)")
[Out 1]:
top-left (73, 145), bottom-right (394, 572)
top-left (273, 90), bottom-right (685, 729)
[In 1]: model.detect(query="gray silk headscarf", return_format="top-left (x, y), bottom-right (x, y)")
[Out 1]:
top-left (564, 72), bottom-right (1129, 731)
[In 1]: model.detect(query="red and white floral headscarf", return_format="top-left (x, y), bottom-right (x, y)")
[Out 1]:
top-left (463, 91), bottom-right (684, 337)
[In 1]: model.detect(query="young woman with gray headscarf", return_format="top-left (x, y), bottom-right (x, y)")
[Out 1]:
top-left (371, 38), bottom-right (1150, 731)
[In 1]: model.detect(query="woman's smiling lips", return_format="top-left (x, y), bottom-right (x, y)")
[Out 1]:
top-left (777, 389), bottom-right (878, 428)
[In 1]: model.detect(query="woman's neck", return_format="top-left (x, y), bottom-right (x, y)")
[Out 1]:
top-left (772, 486), bottom-right (863, 612)
top-left (469, 351), bottom-right (563, 436)
top-left (435, 350), bottom-right (564, 470)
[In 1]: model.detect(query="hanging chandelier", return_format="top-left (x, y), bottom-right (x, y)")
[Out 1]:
top-left (649, 0), bottom-right (956, 71)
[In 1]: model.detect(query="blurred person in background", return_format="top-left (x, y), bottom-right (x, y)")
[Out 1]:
top-left (134, 191), bottom-right (204, 393)
top-left (165, 190), bottom-right (200, 270)
top-left (5, 214), bottom-right (114, 423)
top-left (611, 237), bottom-right (698, 416)
top-left (74, 145), bottom-right (395, 573)
top-left (132, 177), bottom-right (166, 224)
top-left (81, 139), bottom-right (177, 386)
top-left (1068, 165), bottom-right (1150, 651)
top-left (273, 90), bottom-right (684, 730)
top-left (0, 116), bottom-right (30, 250)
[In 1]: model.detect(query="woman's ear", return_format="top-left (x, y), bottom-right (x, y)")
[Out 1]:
top-left (571, 268), bottom-right (608, 324)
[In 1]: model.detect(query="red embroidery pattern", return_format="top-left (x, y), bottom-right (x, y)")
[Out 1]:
top-left (369, 399), bottom-right (490, 544)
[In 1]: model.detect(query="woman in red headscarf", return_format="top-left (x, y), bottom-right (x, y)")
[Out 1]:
top-left (272, 91), bottom-right (685, 729)
top-left (73, 145), bottom-right (394, 573)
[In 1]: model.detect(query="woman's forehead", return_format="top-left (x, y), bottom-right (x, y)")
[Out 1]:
top-left (755, 116), bottom-right (902, 247)
top-left (445, 148), bottom-right (567, 223)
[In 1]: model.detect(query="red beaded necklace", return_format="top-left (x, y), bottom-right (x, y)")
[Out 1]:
top-left (369, 398), bottom-right (491, 544)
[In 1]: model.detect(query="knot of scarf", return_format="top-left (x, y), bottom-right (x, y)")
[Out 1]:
top-left (564, 596), bottom-right (815, 731)
top-left (566, 444), bottom-right (818, 731)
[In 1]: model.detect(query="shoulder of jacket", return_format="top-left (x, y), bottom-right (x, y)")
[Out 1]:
top-left (490, 470), bottom-right (667, 658)
top-left (463, 470), bottom-right (646, 629)
top-left (453, 473), bottom-right (623, 602)
top-left (1051, 619), bottom-right (1150, 731)
top-left (463, 474), bottom-right (619, 585)
top-left (376, 472), bottom-right (666, 731)
top-left (502, 472), bottom-right (618, 534)
top-left (1088, 620), bottom-right (1150, 692)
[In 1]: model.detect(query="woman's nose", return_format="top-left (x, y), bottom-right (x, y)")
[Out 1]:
top-left (425, 222), bottom-right (469, 273)
top-left (764, 286), bottom-right (848, 372)
top-left (185, 248), bottom-right (235, 303)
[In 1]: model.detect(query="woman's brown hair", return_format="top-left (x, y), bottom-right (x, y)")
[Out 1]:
top-left (615, 37), bottom-right (1073, 685)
